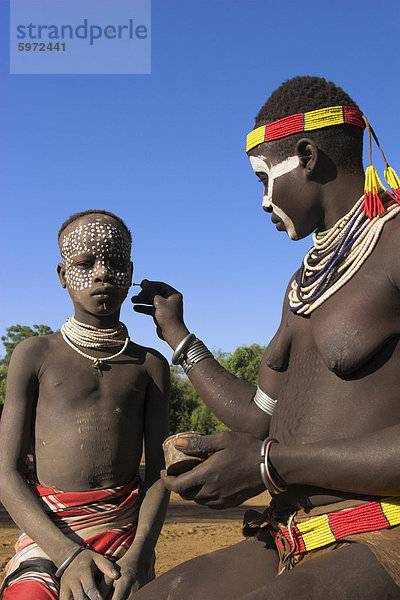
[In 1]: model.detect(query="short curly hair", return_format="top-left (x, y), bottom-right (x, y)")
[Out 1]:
top-left (58, 209), bottom-right (132, 247)
top-left (253, 76), bottom-right (364, 173)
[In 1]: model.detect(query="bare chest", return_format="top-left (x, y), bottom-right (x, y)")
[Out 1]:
top-left (264, 253), bottom-right (400, 443)
top-left (35, 348), bottom-right (148, 438)
top-left (268, 254), bottom-right (400, 377)
top-left (33, 347), bottom-right (149, 488)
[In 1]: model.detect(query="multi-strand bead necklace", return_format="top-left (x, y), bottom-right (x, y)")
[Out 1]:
top-left (61, 316), bottom-right (130, 372)
top-left (289, 196), bottom-right (400, 315)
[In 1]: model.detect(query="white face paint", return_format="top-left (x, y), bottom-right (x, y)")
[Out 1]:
top-left (249, 154), bottom-right (300, 239)
top-left (61, 221), bottom-right (131, 291)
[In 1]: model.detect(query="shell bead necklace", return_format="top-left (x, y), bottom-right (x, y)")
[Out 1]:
top-left (289, 195), bottom-right (400, 315)
top-left (61, 316), bottom-right (130, 372)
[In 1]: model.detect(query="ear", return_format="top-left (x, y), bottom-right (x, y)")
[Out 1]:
top-left (57, 263), bottom-right (67, 288)
top-left (295, 138), bottom-right (319, 175)
top-left (129, 261), bottom-right (134, 286)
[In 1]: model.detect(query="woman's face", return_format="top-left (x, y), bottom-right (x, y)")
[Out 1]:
top-left (248, 148), bottom-right (323, 240)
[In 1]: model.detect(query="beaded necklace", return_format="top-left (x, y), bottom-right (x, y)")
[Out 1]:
top-left (61, 316), bottom-right (130, 372)
top-left (289, 196), bottom-right (400, 315)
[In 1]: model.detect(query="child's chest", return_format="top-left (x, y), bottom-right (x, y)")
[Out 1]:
top-left (37, 351), bottom-right (149, 419)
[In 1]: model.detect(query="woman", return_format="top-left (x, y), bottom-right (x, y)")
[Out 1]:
top-left (131, 76), bottom-right (400, 600)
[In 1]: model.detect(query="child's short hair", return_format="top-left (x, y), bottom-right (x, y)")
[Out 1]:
top-left (58, 210), bottom-right (132, 247)
top-left (254, 76), bottom-right (363, 173)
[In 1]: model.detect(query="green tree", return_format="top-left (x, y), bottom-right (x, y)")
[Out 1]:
top-left (0, 324), bottom-right (54, 411)
top-left (222, 343), bottom-right (266, 386)
top-left (169, 366), bottom-right (199, 434)
top-left (169, 344), bottom-right (266, 435)
top-left (1, 324), bottom-right (54, 365)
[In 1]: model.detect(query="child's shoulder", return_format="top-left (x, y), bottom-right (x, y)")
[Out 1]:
top-left (12, 331), bottom-right (60, 356)
top-left (9, 332), bottom-right (61, 371)
top-left (127, 341), bottom-right (169, 375)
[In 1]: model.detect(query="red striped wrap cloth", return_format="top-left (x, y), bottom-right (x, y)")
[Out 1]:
top-left (1, 477), bottom-right (141, 599)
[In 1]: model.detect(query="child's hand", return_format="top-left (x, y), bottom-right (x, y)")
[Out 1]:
top-left (111, 557), bottom-right (153, 599)
top-left (131, 280), bottom-right (190, 348)
top-left (59, 548), bottom-right (119, 600)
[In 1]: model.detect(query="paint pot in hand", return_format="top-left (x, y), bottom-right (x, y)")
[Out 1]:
top-left (163, 432), bottom-right (205, 476)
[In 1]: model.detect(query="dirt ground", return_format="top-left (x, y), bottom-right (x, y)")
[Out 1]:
top-left (0, 490), bottom-right (270, 585)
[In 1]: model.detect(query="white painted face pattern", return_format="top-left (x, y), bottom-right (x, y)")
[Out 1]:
top-left (61, 221), bottom-right (131, 291)
top-left (249, 155), bottom-right (300, 240)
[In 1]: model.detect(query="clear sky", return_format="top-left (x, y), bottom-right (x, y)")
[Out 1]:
top-left (1, 0), bottom-right (400, 359)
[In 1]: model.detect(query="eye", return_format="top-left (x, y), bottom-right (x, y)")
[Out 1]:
top-left (76, 260), bottom-right (93, 268)
top-left (256, 172), bottom-right (268, 185)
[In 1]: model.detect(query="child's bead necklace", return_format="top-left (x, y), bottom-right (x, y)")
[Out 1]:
top-left (61, 316), bottom-right (130, 372)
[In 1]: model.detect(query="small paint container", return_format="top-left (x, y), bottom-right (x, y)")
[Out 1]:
top-left (162, 431), bottom-right (205, 476)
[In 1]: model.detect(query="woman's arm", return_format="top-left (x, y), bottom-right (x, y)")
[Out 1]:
top-left (162, 421), bottom-right (400, 509)
top-left (132, 280), bottom-right (271, 438)
top-left (270, 423), bottom-right (400, 497)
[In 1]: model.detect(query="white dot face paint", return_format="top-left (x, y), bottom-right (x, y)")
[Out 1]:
top-left (61, 221), bottom-right (131, 291)
top-left (249, 155), bottom-right (300, 240)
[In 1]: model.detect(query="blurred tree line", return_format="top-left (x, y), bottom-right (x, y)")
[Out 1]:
top-left (0, 325), bottom-right (265, 433)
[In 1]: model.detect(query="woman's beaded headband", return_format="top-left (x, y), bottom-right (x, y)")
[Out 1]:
top-left (246, 105), bottom-right (400, 218)
top-left (245, 106), bottom-right (364, 153)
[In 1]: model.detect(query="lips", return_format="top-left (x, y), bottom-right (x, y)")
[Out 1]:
top-left (91, 287), bottom-right (116, 297)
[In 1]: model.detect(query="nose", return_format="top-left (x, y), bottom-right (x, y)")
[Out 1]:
top-left (93, 263), bottom-right (113, 282)
top-left (263, 201), bottom-right (273, 213)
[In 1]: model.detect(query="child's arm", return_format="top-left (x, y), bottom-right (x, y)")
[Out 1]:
top-left (112, 351), bottom-right (170, 598)
top-left (0, 338), bottom-right (119, 599)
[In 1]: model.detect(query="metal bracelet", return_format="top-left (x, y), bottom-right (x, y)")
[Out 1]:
top-left (254, 387), bottom-right (277, 416)
top-left (171, 333), bottom-right (196, 365)
top-left (180, 339), bottom-right (213, 374)
top-left (55, 543), bottom-right (90, 578)
top-left (260, 436), bottom-right (284, 496)
top-left (260, 437), bottom-right (271, 490)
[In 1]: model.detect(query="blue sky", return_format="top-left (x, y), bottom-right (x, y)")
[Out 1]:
top-left (1, 0), bottom-right (400, 358)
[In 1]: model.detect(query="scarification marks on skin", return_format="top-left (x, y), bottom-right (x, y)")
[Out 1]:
top-left (76, 410), bottom-right (113, 469)
top-left (271, 346), bottom-right (326, 443)
top-left (61, 221), bottom-right (131, 291)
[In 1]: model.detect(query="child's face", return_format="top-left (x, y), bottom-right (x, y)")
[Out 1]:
top-left (58, 215), bottom-right (132, 317)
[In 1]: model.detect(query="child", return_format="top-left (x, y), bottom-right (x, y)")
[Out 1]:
top-left (0, 210), bottom-right (170, 600)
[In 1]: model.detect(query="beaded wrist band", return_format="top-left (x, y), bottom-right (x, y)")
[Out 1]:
top-left (171, 333), bottom-right (196, 365)
top-left (55, 544), bottom-right (90, 578)
top-left (260, 437), bottom-right (287, 496)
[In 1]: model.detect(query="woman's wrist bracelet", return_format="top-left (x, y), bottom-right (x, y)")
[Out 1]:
top-left (171, 333), bottom-right (196, 365)
top-left (172, 333), bottom-right (214, 374)
top-left (260, 437), bottom-right (288, 495)
top-left (55, 544), bottom-right (90, 578)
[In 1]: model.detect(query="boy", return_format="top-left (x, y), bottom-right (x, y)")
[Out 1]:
top-left (0, 210), bottom-right (170, 600)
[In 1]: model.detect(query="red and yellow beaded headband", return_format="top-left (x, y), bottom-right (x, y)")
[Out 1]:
top-left (245, 106), bottom-right (364, 152)
top-left (245, 105), bottom-right (400, 218)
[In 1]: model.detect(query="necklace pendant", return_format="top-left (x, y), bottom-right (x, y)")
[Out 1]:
top-left (92, 359), bottom-right (104, 374)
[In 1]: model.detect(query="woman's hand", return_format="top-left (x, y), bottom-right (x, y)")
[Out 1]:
top-left (131, 280), bottom-right (190, 348)
top-left (161, 431), bottom-right (266, 508)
